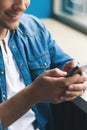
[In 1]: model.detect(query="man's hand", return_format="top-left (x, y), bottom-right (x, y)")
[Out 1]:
top-left (61, 60), bottom-right (87, 101)
top-left (62, 60), bottom-right (77, 72)
top-left (31, 68), bottom-right (87, 104)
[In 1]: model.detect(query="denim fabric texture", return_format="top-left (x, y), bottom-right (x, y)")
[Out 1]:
top-left (0, 14), bottom-right (73, 130)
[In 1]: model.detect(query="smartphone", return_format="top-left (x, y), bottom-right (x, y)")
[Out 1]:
top-left (66, 63), bottom-right (87, 77)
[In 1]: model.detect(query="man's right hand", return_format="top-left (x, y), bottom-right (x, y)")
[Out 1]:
top-left (31, 68), bottom-right (87, 104)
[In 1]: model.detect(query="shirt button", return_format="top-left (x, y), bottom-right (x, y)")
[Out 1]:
top-left (0, 71), bottom-right (4, 75)
top-left (2, 94), bottom-right (6, 98)
top-left (12, 45), bottom-right (16, 49)
top-left (44, 62), bottom-right (47, 67)
top-left (20, 63), bottom-right (23, 67)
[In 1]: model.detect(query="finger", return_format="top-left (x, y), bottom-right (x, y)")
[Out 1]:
top-left (75, 74), bottom-right (87, 83)
top-left (64, 74), bottom-right (80, 86)
top-left (59, 91), bottom-right (83, 101)
top-left (65, 90), bottom-right (83, 97)
top-left (43, 68), bottom-right (67, 77)
top-left (62, 60), bottom-right (77, 72)
top-left (64, 73), bottom-right (87, 87)
top-left (60, 96), bottom-right (77, 101)
top-left (68, 82), bottom-right (87, 91)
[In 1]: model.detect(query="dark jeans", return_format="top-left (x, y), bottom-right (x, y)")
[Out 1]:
top-left (51, 101), bottom-right (87, 130)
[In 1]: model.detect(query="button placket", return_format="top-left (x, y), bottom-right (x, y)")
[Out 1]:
top-left (2, 94), bottom-right (6, 98)
top-left (43, 62), bottom-right (47, 67)
top-left (12, 45), bottom-right (16, 49)
top-left (0, 71), bottom-right (4, 75)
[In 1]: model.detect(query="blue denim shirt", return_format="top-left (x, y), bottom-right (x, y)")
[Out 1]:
top-left (0, 14), bottom-right (73, 130)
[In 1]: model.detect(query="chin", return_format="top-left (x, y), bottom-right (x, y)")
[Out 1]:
top-left (6, 23), bottom-right (19, 30)
top-left (10, 26), bottom-right (19, 30)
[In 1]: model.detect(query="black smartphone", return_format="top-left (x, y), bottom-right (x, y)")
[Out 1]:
top-left (66, 63), bottom-right (87, 77)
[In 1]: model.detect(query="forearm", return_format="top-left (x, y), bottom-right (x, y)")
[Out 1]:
top-left (0, 67), bottom-right (85, 129)
top-left (0, 84), bottom-right (37, 129)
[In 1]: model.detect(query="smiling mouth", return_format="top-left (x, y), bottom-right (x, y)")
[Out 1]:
top-left (6, 12), bottom-right (22, 22)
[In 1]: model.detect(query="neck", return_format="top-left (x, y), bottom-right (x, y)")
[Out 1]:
top-left (0, 29), bottom-right (8, 40)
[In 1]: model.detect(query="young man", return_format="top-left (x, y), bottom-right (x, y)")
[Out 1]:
top-left (0, 0), bottom-right (87, 130)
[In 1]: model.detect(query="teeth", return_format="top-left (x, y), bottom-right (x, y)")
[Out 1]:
top-left (7, 12), bottom-right (17, 17)
top-left (8, 14), bottom-right (16, 17)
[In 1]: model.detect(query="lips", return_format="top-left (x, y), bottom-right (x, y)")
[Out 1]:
top-left (5, 11), bottom-right (22, 21)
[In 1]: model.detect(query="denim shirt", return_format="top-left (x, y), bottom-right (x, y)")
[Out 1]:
top-left (0, 14), bottom-right (73, 130)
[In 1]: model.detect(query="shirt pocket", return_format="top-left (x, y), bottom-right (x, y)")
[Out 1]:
top-left (28, 53), bottom-right (51, 80)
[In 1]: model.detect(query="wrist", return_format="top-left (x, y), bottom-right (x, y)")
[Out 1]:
top-left (24, 83), bottom-right (40, 106)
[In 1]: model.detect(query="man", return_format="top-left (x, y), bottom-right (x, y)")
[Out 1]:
top-left (0, 0), bottom-right (87, 130)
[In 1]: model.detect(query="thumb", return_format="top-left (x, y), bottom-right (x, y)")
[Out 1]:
top-left (43, 68), bottom-right (67, 78)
